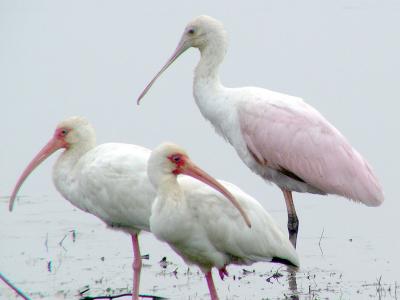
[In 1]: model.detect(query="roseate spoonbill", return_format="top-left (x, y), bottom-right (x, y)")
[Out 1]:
top-left (137, 15), bottom-right (384, 248)
top-left (9, 116), bottom-right (155, 300)
top-left (147, 142), bottom-right (299, 300)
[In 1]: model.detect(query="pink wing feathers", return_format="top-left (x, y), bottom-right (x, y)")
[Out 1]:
top-left (239, 97), bottom-right (384, 206)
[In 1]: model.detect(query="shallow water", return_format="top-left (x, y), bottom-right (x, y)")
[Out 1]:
top-left (1, 196), bottom-right (398, 300)
top-left (1, 2), bottom-right (399, 298)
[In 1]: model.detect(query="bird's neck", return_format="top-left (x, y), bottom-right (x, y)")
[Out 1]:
top-left (150, 177), bottom-right (190, 245)
top-left (193, 43), bottom-right (228, 120)
top-left (53, 142), bottom-right (95, 196)
top-left (152, 177), bottom-right (186, 215)
top-left (193, 43), bottom-right (240, 142)
top-left (158, 177), bottom-right (184, 201)
top-left (194, 40), bottom-right (226, 88)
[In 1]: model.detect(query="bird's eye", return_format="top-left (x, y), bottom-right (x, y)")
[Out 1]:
top-left (188, 28), bottom-right (195, 35)
top-left (61, 129), bottom-right (69, 136)
top-left (168, 154), bottom-right (185, 166)
top-left (171, 155), bottom-right (181, 163)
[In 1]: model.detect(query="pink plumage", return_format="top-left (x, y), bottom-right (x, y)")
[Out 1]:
top-left (137, 15), bottom-right (384, 247)
top-left (238, 88), bottom-right (383, 206)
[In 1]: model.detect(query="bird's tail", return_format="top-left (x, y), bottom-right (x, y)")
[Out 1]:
top-left (271, 256), bottom-right (299, 269)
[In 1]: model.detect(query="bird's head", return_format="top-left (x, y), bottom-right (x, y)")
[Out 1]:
top-left (55, 116), bottom-right (96, 150)
top-left (147, 143), bottom-right (191, 186)
top-left (137, 15), bottom-right (227, 104)
top-left (8, 116), bottom-right (95, 212)
top-left (180, 15), bottom-right (227, 51)
top-left (148, 142), bottom-right (251, 228)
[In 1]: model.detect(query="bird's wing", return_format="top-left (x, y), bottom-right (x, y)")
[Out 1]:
top-left (74, 143), bottom-right (155, 231)
top-left (237, 90), bottom-right (383, 206)
top-left (179, 177), bottom-right (299, 267)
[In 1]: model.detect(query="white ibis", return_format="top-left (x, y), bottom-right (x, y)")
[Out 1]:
top-left (137, 15), bottom-right (384, 248)
top-left (9, 116), bottom-right (155, 300)
top-left (147, 142), bottom-right (299, 300)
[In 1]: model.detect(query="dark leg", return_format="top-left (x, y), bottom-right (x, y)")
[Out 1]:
top-left (205, 271), bottom-right (219, 300)
top-left (281, 189), bottom-right (299, 248)
top-left (131, 233), bottom-right (142, 300)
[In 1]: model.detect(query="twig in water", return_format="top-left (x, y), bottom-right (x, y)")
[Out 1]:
top-left (80, 293), bottom-right (167, 300)
top-left (71, 229), bottom-right (77, 242)
top-left (79, 286), bottom-right (90, 295)
top-left (0, 272), bottom-right (31, 300)
top-left (47, 260), bottom-right (52, 272)
top-left (265, 267), bottom-right (284, 284)
top-left (44, 233), bottom-right (49, 252)
top-left (376, 275), bottom-right (383, 297)
top-left (318, 228), bottom-right (325, 256)
top-left (59, 233), bottom-right (68, 251)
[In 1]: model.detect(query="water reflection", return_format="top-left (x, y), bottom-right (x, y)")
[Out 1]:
top-left (287, 267), bottom-right (299, 300)
top-left (2, 197), bottom-right (399, 299)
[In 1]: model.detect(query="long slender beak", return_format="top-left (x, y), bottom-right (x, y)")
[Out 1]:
top-left (9, 137), bottom-right (65, 212)
top-left (181, 159), bottom-right (252, 228)
top-left (137, 38), bottom-right (190, 105)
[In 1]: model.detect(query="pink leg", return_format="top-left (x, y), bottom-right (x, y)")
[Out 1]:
top-left (218, 266), bottom-right (229, 280)
top-left (205, 271), bottom-right (219, 300)
top-left (131, 233), bottom-right (142, 300)
top-left (281, 189), bottom-right (299, 248)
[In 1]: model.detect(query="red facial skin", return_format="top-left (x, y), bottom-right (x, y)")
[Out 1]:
top-left (168, 153), bottom-right (187, 175)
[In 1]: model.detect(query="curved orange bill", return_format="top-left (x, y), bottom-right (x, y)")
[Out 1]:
top-left (9, 137), bottom-right (65, 212)
top-left (137, 37), bottom-right (189, 105)
top-left (181, 159), bottom-right (252, 228)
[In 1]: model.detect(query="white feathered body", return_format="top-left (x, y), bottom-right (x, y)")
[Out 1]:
top-left (150, 176), bottom-right (299, 272)
top-left (53, 143), bottom-right (155, 234)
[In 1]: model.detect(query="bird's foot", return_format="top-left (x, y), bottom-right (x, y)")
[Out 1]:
top-left (218, 266), bottom-right (229, 280)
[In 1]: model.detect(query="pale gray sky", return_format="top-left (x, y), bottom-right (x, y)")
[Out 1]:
top-left (1, 0), bottom-right (399, 287)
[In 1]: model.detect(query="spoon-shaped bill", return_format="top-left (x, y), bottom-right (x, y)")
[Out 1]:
top-left (137, 38), bottom-right (190, 105)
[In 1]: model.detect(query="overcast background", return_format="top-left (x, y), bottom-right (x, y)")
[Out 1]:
top-left (1, 1), bottom-right (399, 299)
